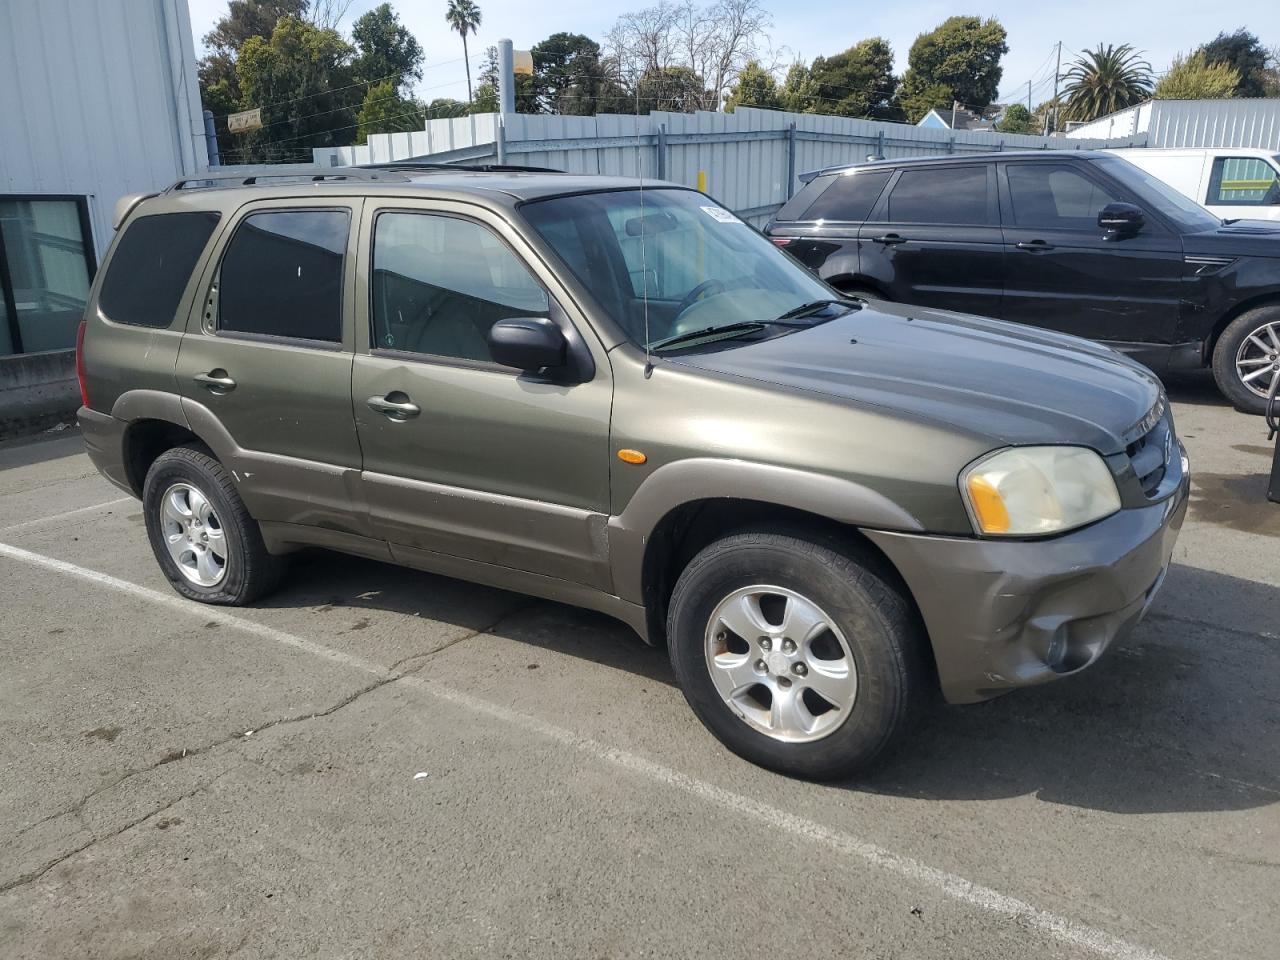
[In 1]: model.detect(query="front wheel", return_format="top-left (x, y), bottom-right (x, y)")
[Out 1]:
top-left (666, 530), bottom-right (926, 780)
top-left (1211, 307), bottom-right (1280, 414)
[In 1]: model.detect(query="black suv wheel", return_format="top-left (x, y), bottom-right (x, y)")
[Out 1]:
top-left (666, 530), bottom-right (926, 779)
top-left (142, 445), bottom-right (285, 605)
top-left (1212, 306), bottom-right (1280, 414)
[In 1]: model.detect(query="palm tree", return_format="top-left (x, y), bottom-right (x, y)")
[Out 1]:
top-left (1060, 44), bottom-right (1154, 122)
top-left (445, 0), bottom-right (482, 102)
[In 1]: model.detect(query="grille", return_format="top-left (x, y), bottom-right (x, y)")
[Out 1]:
top-left (1126, 414), bottom-right (1171, 498)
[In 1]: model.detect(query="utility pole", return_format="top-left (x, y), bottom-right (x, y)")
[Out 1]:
top-left (1046, 40), bottom-right (1062, 136)
top-left (951, 100), bottom-right (958, 129)
top-left (1027, 79), bottom-right (1032, 112)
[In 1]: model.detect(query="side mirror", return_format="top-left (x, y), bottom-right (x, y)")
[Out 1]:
top-left (487, 317), bottom-right (567, 372)
top-left (1099, 202), bottom-right (1145, 238)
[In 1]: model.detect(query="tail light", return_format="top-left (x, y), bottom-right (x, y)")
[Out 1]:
top-left (75, 320), bottom-right (90, 409)
top-left (770, 237), bottom-right (794, 247)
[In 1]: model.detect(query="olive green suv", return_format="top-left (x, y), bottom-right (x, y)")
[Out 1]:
top-left (77, 165), bottom-right (1189, 779)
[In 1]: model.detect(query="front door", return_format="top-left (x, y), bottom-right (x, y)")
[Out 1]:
top-left (176, 201), bottom-right (365, 534)
top-left (351, 202), bottom-right (613, 589)
top-left (998, 161), bottom-right (1185, 344)
top-left (856, 162), bottom-right (1004, 317)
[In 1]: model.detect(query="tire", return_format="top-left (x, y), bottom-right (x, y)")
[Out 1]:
top-left (666, 530), bottom-right (926, 780)
top-left (1211, 306), bottom-right (1280, 415)
top-left (142, 444), bottom-right (285, 605)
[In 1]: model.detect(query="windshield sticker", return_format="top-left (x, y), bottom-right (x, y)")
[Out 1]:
top-left (700, 205), bottom-right (741, 224)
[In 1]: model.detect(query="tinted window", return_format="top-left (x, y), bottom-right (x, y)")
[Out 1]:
top-left (774, 175), bottom-right (833, 222)
top-left (1208, 157), bottom-right (1280, 206)
top-left (800, 170), bottom-right (892, 222)
top-left (99, 212), bottom-right (219, 329)
top-left (886, 165), bottom-right (990, 224)
top-left (1006, 164), bottom-right (1121, 229)
top-left (371, 213), bottom-right (548, 361)
top-left (219, 210), bottom-right (348, 342)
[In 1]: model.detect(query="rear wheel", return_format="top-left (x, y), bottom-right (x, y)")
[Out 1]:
top-left (142, 445), bottom-right (285, 605)
top-left (1211, 307), bottom-right (1280, 414)
top-left (666, 530), bottom-right (926, 779)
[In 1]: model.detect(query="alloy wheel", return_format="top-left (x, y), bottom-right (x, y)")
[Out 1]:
top-left (160, 482), bottom-right (228, 587)
top-left (1235, 320), bottom-right (1280, 400)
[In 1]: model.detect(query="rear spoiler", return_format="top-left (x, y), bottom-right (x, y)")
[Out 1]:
top-left (112, 192), bottom-right (157, 231)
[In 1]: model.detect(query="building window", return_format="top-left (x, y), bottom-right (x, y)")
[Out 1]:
top-left (0, 197), bottom-right (96, 356)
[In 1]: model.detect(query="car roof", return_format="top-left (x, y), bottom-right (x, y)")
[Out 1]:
top-left (1105, 147), bottom-right (1279, 158)
top-left (801, 150), bottom-right (1108, 182)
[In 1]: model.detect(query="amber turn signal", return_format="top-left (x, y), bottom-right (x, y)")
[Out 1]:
top-left (617, 449), bottom-right (647, 465)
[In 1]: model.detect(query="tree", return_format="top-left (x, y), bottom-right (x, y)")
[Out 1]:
top-left (779, 62), bottom-right (818, 113)
top-left (808, 38), bottom-right (899, 119)
top-left (1032, 97), bottom-right (1062, 135)
top-left (233, 16), bottom-right (356, 162)
top-left (1154, 52), bottom-right (1240, 101)
top-left (996, 102), bottom-right (1037, 133)
top-left (1199, 29), bottom-right (1269, 98)
top-left (531, 33), bottom-right (627, 115)
top-left (426, 97), bottom-right (470, 119)
top-left (445, 0), bottom-right (482, 102)
top-left (1060, 44), bottom-right (1153, 122)
top-left (724, 60), bottom-right (779, 111)
top-left (635, 66), bottom-right (707, 113)
top-left (897, 16), bottom-right (1008, 122)
top-left (1265, 47), bottom-right (1280, 97)
top-left (351, 3), bottom-right (423, 92)
top-left (355, 80), bottom-right (422, 142)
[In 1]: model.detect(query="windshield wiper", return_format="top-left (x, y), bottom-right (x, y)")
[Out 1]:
top-left (649, 321), bottom-right (766, 353)
top-left (771, 298), bottom-right (860, 321)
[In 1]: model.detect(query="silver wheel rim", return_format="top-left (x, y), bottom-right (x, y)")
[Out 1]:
top-left (160, 482), bottom-right (228, 587)
top-left (1235, 320), bottom-right (1280, 400)
top-left (704, 585), bottom-right (857, 743)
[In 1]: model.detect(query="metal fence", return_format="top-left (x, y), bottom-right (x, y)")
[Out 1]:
top-left (312, 107), bottom-right (1145, 226)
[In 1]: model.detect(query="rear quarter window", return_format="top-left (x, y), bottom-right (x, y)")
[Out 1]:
top-left (799, 170), bottom-right (892, 222)
top-left (98, 212), bottom-right (221, 327)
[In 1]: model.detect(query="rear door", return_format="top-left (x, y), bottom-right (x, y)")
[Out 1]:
top-left (766, 170), bottom-right (891, 288)
top-left (176, 200), bottom-right (366, 535)
top-left (856, 162), bottom-right (1004, 316)
top-left (350, 199), bottom-right (614, 589)
top-left (998, 161), bottom-right (1184, 344)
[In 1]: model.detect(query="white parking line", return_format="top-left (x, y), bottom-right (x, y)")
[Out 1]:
top-left (0, 497), bottom-right (133, 535)
top-left (0, 539), bottom-right (1172, 960)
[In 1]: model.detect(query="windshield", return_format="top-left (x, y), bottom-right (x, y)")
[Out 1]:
top-left (521, 188), bottom-right (833, 350)
top-left (1092, 156), bottom-right (1221, 231)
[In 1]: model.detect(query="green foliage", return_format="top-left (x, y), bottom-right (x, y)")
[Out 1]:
top-left (779, 63), bottom-right (819, 113)
top-left (355, 80), bottom-right (421, 143)
top-left (996, 102), bottom-right (1037, 133)
top-left (532, 33), bottom-right (626, 115)
top-left (234, 16), bottom-right (356, 161)
top-left (897, 16), bottom-right (1008, 122)
top-left (1154, 52), bottom-right (1240, 100)
top-left (1199, 29), bottom-right (1268, 98)
top-left (445, 0), bottom-right (483, 101)
top-left (808, 38), bottom-right (899, 118)
top-left (1060, 44), bottom-right (1153, 122)
top-left (351, 3), bottom-right (423, 91)
top-left (724, 60), bottom-right (780, 112)
top-left (1032, 97), bottom-right (1061, 135)
top-left (426, 98), bottom-right (470, 119)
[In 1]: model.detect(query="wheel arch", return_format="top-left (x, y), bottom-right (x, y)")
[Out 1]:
top-left (1205, 292), bottom-right (1280, 363)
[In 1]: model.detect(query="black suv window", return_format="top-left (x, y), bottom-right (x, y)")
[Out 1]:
top-left (219, 210), bottom-right (348, 343)
top-left (371, 212), bottom-right (549, 361)
top-left (1006, 164), bottom-right (1121, 229)
top-left (886, 165), bottom-right (990, 224)
top-left (98, 212), bottom-right (221, 328)
top-left (799, 170), bottom-right (892, 222)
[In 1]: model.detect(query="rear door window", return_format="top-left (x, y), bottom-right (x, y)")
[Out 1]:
top-left (1207, 156), bottom-right (1280, 206)
top-left (218, 209), bottom-right (349, 343)
top-left (98, 212), bottom-right (221, 327)
top-left (1006, 164), bottom-right (1121, 229)
top-left (886, 165), bottom-right (991, 224)
top-left (799, 170), bottom-right (892, 222)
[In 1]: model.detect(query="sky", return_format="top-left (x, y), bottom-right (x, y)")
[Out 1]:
top-left (186, 0), bottom-right (1275, 110)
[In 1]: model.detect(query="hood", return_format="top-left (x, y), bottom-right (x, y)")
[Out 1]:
top-left (670, 302), bottom-right (1163, 455)
top-left (1184, 219), bottom-right (1280, 258)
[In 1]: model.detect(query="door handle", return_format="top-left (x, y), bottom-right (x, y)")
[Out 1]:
top-left (1015, 240), bottom-right (1055, 252)
top-left (193, 372), bottom-right (236, 392)
top-left (366, 394), bottom-right (421, 420)
top-left (871, 234), bottom-right (906, 245)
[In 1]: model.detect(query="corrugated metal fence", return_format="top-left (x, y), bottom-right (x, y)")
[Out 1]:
top-left (313, 108), bottom-right (1143, 226)
top-left (1066, 99), bottom-right (1280, 149)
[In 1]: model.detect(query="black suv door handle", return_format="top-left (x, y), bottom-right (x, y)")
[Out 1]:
top-left (193, 371), bottom-right (236, 392)
top-left (871, 233), bottom-right (906, 245)
top-left (1015, 240), bottom-right (1055, 252)
top-left (367, 394), bottom-right (421, 420)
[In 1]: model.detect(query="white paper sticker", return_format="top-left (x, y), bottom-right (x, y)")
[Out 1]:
top-left (700, 205), bottom-right (740, 224)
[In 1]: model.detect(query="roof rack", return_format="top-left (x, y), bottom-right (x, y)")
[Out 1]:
top-left (163, 166), bottom-right (409, 194)
top-left (361, 162), bottom-right (564, 175)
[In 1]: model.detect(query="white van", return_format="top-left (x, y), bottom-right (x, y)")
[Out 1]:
top-left (1107, 148), bottom-right (1280, 221)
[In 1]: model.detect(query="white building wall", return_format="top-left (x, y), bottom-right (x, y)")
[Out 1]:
top-left (1066, 100), bottom-right (1280, 150)
top-left (0, 0), bottom-right (206, 255)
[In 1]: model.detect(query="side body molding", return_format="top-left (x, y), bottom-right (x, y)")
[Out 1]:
top-left (607, 457), bottom-right (925, 606)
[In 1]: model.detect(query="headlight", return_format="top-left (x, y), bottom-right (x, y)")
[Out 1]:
top-left (960, 446), bottom-right (1121, 537)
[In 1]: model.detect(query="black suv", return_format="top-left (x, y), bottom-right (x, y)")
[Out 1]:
top-left (765, 151), bottom-right (1280, 413)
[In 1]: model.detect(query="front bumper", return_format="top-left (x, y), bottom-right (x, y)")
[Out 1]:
top-left (866, 456), bottom-right (1189, 704)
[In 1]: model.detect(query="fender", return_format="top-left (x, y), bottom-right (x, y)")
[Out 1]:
top-left (607, 457), bottom-right (925, 605)
top-left (110, 388), bottom-right (190, 427)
